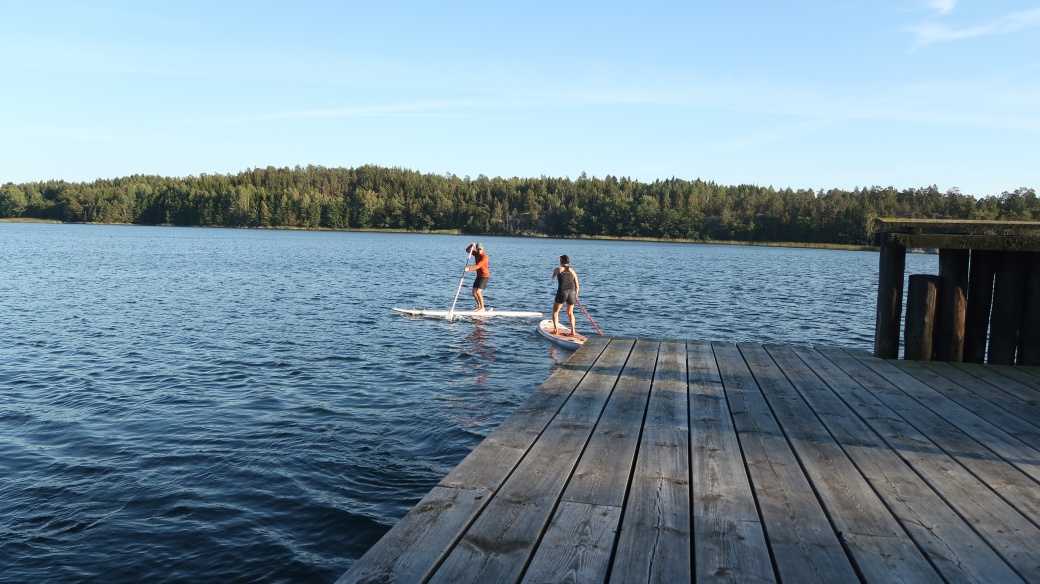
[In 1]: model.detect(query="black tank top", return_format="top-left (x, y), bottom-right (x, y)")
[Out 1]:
top-left (557, 266), bottom-right (576, 291)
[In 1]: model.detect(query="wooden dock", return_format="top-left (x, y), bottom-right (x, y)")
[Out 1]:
top-left (338, 336), bottom-right (1040, 583)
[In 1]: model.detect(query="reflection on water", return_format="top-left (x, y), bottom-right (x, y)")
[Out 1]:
top-left (464, 321), bottom-right (495, 386)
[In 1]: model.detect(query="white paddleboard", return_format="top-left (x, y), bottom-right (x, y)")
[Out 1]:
top-left (537, 319), bottom-right (587, 350)
top-left (393, 307), bottom-right (543, 318)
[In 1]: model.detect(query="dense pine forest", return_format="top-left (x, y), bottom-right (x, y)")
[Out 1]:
top-left (2, 165), bottom-right (1037, 245)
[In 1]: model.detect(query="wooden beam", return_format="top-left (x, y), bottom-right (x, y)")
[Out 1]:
top-left (882, 232), bottom-right (1040, 253)
top-left (875, 218), bottom-right (1040, 236)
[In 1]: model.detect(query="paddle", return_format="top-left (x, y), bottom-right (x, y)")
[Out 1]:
top-left (447, 243), bottom-right (477, 320)
top-left (575, 297), bottom-right (603, 336)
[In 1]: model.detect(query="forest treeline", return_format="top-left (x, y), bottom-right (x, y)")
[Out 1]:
top-left (2, 165), bottom-right (1038, 245)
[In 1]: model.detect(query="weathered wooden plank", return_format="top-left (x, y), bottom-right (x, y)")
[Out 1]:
top-left (688, 342), bottom-right (774, 584)
top-left (336, 486), bottom-right (492, 584)
top-left (562, 339), bottom-right (659, 507)
top-left (882, 232), bottom-right (1040, 253)
top-left (875, 218), bottom-right (1040, 236)
top-left (887, 360), bottom-right (1040, 497)
top-left (788, 345), bottom-right (1023, 584)
top-left (441, 336), bottom-right (609, 490)
top-left (521, 340), bottom-right (657, 583)
top-left (744, 344), bottom-right (941, 583)
top-left (925, 362), bottom-right (1040, 434)
top-left (609, 341), bottom-right (691, 584)
top-left (519, 502), bottom-right (621, 584)
top-left (713, 343), bottom-right (858, 583)
top-left (822, 348), bottom-right (1040, 580)
top-left (427, 339), bottom-right (636, 584)
top-left (956, 362), bottom-right (1040, 398)
top-left (950, 362), bottom-right (1040, 408)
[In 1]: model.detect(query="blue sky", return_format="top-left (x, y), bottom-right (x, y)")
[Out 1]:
top-left (2, 1), bottom-right (1037, 197)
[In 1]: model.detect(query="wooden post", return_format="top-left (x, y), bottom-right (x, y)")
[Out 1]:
top-left (905, 275), bottom-right (940, 361)
top-left (934, 249), bottom-right (969, 362)
top-left (874, 239), bottom-right (906, 359)
top-left (1017, 252), bottom-right (1040, 365)
top-left (964, 250), bottom-right (997, 364)
top-left (988, 252), bottom-right (1024, 365)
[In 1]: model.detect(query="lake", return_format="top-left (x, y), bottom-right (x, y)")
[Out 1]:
top-left (0, 223), bottom-right (934, 582)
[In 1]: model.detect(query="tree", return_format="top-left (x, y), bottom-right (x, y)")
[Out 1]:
top-left (0, 183), bottom-right (28, 217)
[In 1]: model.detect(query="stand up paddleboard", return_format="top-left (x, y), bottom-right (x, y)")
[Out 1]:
top-left (537, 318), bottom-right (587, 350)
top-left (393, 307), bottom-right (543, 318)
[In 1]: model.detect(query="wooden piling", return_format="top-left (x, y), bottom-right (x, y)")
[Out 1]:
top-left (934, 249), bottom-right (968, 362)
top-left (1017, 252), bottom-right (1040, 366)
top-left (873, 219), bottom-right (1040, 364)
top-left (874, 241), bottom-right (906, 359)
top-left (904, 275), bottom-right (940, 361)
top-left (964, 250), bottom-right (997, 364)
top-left (988, 253), bottom-right (1024, 365)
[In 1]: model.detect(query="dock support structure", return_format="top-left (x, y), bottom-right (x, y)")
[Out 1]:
top-left (872, 219), bottom-right (1040, 363)
top-left (873, 243), bottom-right (905, 359)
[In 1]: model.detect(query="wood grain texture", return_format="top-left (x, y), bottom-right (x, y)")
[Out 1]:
top-left (714, 343), bottom-right (859, 584)
top-left (688, 342), bottom-right (775, 584)
top-left (744, 344), bottom-right (941, 584)
top-left (788, 345), bottom-right (1022, 584)
top-left (823, 347), bottom-right (1040, 581)
top-left (609, 341), bottom-right (691, 584)
top-left (339, 340), bottom-right (1040, 584)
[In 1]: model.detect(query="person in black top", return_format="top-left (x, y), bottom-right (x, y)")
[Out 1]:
top-left (551, 254), bottom-right (580, 335)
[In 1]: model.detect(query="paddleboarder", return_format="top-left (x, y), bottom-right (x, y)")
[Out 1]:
top-left (463, 242), bottom-right (489, 312)
top-left (551, 254), bottom-right (580, 335)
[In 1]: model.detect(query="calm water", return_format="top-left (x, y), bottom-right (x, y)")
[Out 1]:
top-left (0, 223), bottom-right (933, 582)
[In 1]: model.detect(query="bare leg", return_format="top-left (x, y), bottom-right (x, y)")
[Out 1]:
top-left (472, 288), bottom-right (485, 311)
top-left (567, 303), bottom-right (577, 335)
top-left (552, 302), bottom-right (563, 332)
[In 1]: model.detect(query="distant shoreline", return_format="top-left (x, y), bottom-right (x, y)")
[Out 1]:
top-left (0, 218), bottom-right (878, 252)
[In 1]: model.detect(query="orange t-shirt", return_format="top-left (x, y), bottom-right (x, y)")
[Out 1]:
top-left (471, 251), bottom-right (489, 278)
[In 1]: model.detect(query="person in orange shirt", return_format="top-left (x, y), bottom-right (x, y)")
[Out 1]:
top-left (463, 242), bottom-right (489, 312)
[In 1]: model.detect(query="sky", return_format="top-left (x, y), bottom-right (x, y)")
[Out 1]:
top-left (1, 1), bottom-right (1038, 197)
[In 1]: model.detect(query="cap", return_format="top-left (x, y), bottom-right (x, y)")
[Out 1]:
top-left (476, 243), bottom-right (484, 251)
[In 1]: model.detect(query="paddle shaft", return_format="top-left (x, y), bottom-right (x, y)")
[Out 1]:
top-left (576, 297), bottom-right (603, 335)
top-left (447, 245), bottom-right (476, 319)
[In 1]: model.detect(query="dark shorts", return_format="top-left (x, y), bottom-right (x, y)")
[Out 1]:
top-left (555, 289), bottom-right (577, 305)
top-left (473, 276), bottom-right (489, 290)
